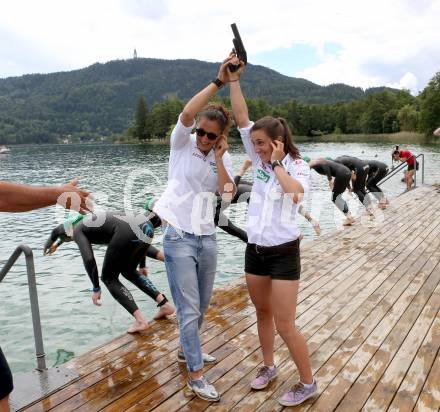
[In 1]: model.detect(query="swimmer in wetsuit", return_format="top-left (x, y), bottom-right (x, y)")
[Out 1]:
top-left (304, 156), bottom-right (355, 226)
top-left (214, 159), bottom-right (252, 242)
top-left (44, 210), bottom-right (175, 333)
top-left (365, 160), bottom-right (389, 208)
top-left (334, 156), bottom-right (371, 211)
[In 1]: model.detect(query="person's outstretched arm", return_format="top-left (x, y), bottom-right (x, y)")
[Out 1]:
top-left (230, 76), bottom-right (250, 128)
top-left (0, 179), bottom-right (90, 213)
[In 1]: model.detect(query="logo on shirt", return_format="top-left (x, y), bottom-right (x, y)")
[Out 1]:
top-left (192, 152), bottom-right (206, 161)
top-left (257, 169), bottom-right (270, 183)
top-left (210, 161), bottom-right (217, 174)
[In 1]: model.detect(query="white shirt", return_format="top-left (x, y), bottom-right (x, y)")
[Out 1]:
top-left (239, 122), bottom-right (311, 246)
top-left (153, 114), bottom-right (234, 235)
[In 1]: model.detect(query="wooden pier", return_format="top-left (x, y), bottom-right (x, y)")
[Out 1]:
top-left (19, 186), bottom-right (440, 411)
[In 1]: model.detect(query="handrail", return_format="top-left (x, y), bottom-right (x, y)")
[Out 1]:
top-left (0, 245), bottom-right (47, 371)
top-left (379, 153), bottom-right (424, 187)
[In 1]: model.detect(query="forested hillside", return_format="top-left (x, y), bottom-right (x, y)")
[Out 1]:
top-left (0, 58), bottom-right (400, 144)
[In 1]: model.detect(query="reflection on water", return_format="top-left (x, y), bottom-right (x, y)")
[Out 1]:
top-left (1, 141), bottom-right (439, 373)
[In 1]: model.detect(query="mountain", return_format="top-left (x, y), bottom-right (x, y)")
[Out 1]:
top-left (0, 58), bottom-right (398, 143)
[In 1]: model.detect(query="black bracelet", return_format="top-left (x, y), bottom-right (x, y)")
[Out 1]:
top-left (157, 295), bottom-right (168, 307)
top-left (211, 78), bottom-right (224, 89)
top-left (271, 160), bottom-right (284, 170)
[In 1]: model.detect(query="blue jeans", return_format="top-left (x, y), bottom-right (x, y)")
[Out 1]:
top-left (163, 225), bottom-right (217, 372)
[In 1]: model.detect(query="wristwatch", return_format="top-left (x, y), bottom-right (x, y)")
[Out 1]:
top-left (271, 160), bottom-right (284, 170)
top-left (211, 78), bottom-right (224, 89)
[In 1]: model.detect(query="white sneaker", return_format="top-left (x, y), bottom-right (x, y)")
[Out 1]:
top-left (187, 376), bottom-right (220, 401)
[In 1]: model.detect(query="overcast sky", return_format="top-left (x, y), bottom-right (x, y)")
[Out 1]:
top-left (0, 0), bottom-right (438, 94)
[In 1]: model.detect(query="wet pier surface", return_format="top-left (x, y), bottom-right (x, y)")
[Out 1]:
top-left (19, 186), bottom-right (440, 411)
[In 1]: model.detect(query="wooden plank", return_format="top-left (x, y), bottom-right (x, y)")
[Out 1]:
top-left (300, 185), bottom-right (425, 253)
top-left (177, 337), bottom-right (287, 412)
top-left (296, 201), bottom-right (440, 331)
top-left (118, 209), bottom-right (432, 412)
top-left (22, 286), bottom-right (252, 411)
top-left (298, 190), bottom-right (426, 281)
top-left (298, 187), bottom-right (427, 278)
top-left (413, 350), bottom-right (440, 412)
top-left (64, 311), bottom-right (258, 411)
top-left (62, 193), bottom-right (436, 412)
top-left (138, 329), bottom-right (263, 412)
top-left (16, 186), bottom-right (440, 412)
top-left (386, 312), bottom-right (440, 412)
top-left (200, 206), bottom-right (440, 410)
top-left (119, 323), bottom-right (259, 412)
top-left (297, 194), bottom-right (434, 297)
top-left (252, 205), bottom-right (440, 412)
top-left (338, 282), bottom-right (440, 411)
top-left (304, 237), bottom-right (440, 411)
top-left (223, 195), bottom-right (440, 410)
top-left (201, 197), bottom-right (440, 411)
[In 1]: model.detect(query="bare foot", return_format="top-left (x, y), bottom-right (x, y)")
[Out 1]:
top-left (311, 219), bottom-right (321, 236)
top-left (153, 302), bottom-right (176, 320)
top-left (343, 217), bottom-right (355, 226)
top-left (127, 320), bottom-right (149, 333)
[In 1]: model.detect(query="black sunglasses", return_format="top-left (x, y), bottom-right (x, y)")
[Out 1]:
top-left (195, 128), bottom-right (218, 141)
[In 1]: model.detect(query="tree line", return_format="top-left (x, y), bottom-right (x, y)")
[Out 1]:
top-left (129, 70), bottom-right (440, 141)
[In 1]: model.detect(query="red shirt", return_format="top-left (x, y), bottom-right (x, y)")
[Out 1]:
top-left (399, 150), bottom-right (415, 166)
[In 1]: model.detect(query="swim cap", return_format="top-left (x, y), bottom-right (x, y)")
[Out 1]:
top-left (143, 196), bottom-right (156, 211)
top-left (302, 156), bottom-right (311, 163)
top-left (325, 156), bottom-right (333, 161)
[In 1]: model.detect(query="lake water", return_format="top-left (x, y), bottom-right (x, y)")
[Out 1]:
top-left (1, 141), bottom-right (439, 373)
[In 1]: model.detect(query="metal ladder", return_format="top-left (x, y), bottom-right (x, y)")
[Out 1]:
top-left (0, 245), bottom-right (46, 370)
top-left (378, 153), bottom-right (425, 188)
top-left (1, 245), bottom-right (79, 411)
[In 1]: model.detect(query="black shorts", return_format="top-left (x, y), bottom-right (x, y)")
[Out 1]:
top-left (0, 347), bottom-right (13, 399)
top-left (245, 239), bottom-right (301, 281)
top-left (408, 161), bottom-right (419, 171)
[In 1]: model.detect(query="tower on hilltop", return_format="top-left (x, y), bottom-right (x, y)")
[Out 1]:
top-left (133, 48), bottom-right (138, 59)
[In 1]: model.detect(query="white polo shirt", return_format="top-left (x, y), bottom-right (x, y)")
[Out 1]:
top-left (239, 122), bottom-right (311, 246)
top-left (153, 114), bottom-right (234, 235)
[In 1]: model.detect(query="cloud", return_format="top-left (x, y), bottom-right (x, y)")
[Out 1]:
top-left (124, 0), bottom-right (169, 20)
top-left (387, 72), bottom-right (418, 94)
top-left (0, 0), bottom-right (438, 94)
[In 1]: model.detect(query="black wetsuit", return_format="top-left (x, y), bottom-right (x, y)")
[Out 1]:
top-left (45, 211), bottom-right (164, 315)
top-left (311, 160), bottom-right (351, 214)
top-left (365, 160), bottom-right (389, 201)
top-left (335, 156), bottom-right (370, 206)
top-left (0, 347), bottom-right (13, 400)
top-left (214, 175), bottom-right (251, 243)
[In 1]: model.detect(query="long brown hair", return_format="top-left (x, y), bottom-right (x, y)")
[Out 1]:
top-left (250, 116), bottom-right (300, 159)
top-left (197, 104), bottom-right (232, 135)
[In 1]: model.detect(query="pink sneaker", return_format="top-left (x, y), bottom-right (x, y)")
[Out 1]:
top-left (279, 380), bottom-right (318, 406)
top-left (250, 365), bottom-right (277, 390)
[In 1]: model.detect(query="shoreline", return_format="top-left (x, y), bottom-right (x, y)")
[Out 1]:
top-left (1, 132), bottom-right (436, 147)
